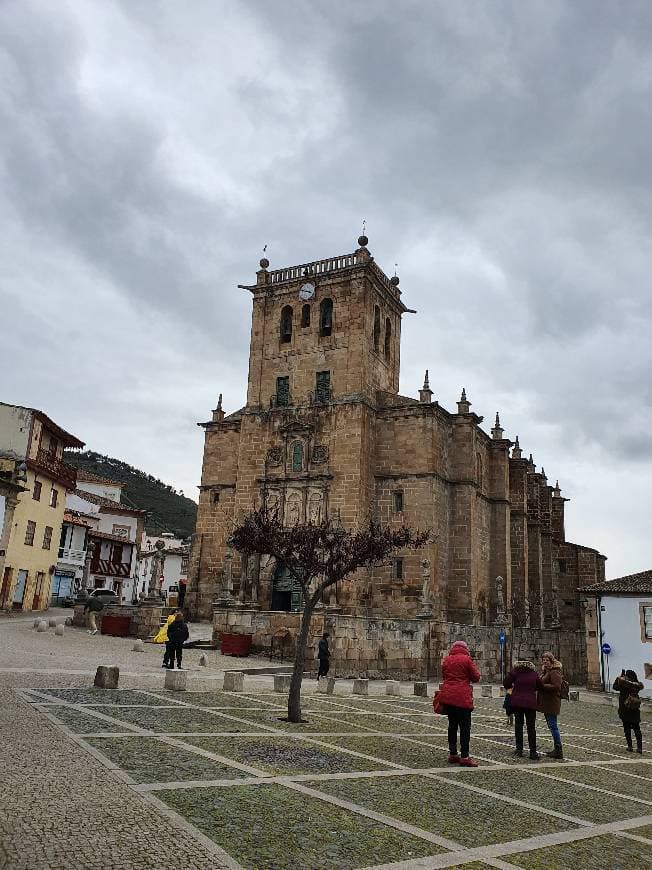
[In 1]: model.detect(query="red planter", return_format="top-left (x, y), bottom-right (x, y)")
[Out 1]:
top-left (220, 633), bottom-right (252, 656)
top-left (101, 614), bottom-right (131, 637)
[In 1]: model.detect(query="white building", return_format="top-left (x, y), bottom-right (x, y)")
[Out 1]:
top-left (52, 511), bottom-right (91, 603)
top-left (64, 473), bottom-right (146, 603)
top-left (581, 570), bottom-right (652, 698)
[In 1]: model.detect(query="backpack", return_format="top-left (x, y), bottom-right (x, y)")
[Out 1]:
top-left (560, 677), bottom-right (570, 701)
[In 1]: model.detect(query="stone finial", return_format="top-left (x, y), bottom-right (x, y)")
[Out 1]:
top-left (512, 435), bottom-right (522, 459)
top-left (491, 412), bottom-right (504, 440)
top-left (457, 388), bottom-right (471, 415)
top-left (540, 466), bottom-right (547, 481)
top-left (212, 393), bottom-right (225, 423)
top-left (419, 369), bottom-right (433, 404)
top-left (552, 480), bottom-right (562, 498)
top-left (527, 453), bottom-right (536, 472)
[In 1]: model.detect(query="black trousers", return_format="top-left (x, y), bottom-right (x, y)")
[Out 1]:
top-left (166, 642), bottom-right (183, 668)
top-left (513, 707), bottom-right (537, 753)
top-left (623, 722), bottom-right (642, 749)
top-left (318, 657), bottom-right (330, 678)
top-left (447, 706), bottom-right (472, 758)
top-left (163, 641), bottom-right (172, 667)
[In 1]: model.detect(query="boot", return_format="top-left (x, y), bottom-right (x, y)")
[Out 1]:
top-left (545, 744), bottom-right (563, 759)
top-left (529, 751), bottom-right (541, 761)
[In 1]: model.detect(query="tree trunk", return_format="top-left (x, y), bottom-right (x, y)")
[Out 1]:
top-left (287, 601), bottom-right (316, 723)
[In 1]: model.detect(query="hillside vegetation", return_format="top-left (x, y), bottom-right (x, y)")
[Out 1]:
top-left (64, 450), bottom-right (197, 539)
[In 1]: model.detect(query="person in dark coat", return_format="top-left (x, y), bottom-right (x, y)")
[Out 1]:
top-left (538, 652), bottom-right (564, 759)
top-left (317, 632), bottom-right (330, 680)
top-left (438, 640), bottom-right (481, 767)
top-left (504, 661), bottom-right (543, 760)
top-left (166, 611), bottom-right (189, 669)
top-left (613, 669), bottom-right (644, 753)
top-left (83, 595), bottom-right (104, 635)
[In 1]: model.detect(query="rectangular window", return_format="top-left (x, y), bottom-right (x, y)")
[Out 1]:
top-left (394, 558), bottom-right (404, 581)
top-left (276, 376), bottom-right (290, 407)
top-left (32, 481), bottom-right (42, 501)
top-left (49, 488), bottom-right (58, 508)
top-left (641, 604), bottom-right (652, 642)
top-left (25, 521), bottom-right (36, 546)
top-left (42, 526), bottom-right (53, 550)
top-left (315, 370), bottom-right (331, 403)
top-left (212, 491), bottom-right (220, 505)
top-left (301, 304), bottom-right (311, 327)
top-left (393, 490), bottom-right (404, 513)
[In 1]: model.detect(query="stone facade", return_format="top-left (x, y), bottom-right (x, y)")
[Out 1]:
top-left (189, 236), bottom-right (605, 676)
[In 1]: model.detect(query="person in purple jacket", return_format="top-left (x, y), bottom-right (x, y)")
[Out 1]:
top-left (504, 660), bottom-right (544, 760)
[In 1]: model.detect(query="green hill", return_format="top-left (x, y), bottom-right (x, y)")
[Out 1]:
top-left (64, 450), bottom-right (197, 539)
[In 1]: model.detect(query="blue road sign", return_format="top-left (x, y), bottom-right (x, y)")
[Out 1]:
top-left (601, 642), bottom-right (611, 655)
top-left (498, 630), bottom-right (506, 644)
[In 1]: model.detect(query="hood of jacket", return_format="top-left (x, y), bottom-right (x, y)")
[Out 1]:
top-left (449, 640), bottom-right (470, 656)
top-left (513, 660), bottom-right (536, 671)
top-left (544, 659), bottom-right (562, 670)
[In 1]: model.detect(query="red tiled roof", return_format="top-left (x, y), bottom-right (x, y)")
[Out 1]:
top-left (63, 511), bottom-right (92, 528)
top-left (76, 471), bottom-right (125, 488)
top-left (88, 529), bottom-right (135, 544)
top-left (579, 569), bottom-right (652, 594)
top-left (72, 488), bottom-right (146, 516)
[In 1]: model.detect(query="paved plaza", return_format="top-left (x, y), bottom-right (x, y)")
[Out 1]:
top-left (1, 616), bottom-right (651, 869)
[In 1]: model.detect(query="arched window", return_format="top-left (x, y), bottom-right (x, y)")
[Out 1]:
top-left (373, 305), bottom-right (380, 352)
top-left (301, 304), bottom-right (311, 328)
top-left (319, 298), bottom-right (333, 337)
top-left (384, 318), bottom-right (391, 359)
top-left (291, 441), bottom-right (304, 472)
top-left (280, 305), bottom-right (293, 343)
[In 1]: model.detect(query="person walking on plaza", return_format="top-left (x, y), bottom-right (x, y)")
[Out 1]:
top-left (177, 577), bottom-right (188, 609)
top-left (538, 651), bottom-right (564, 759)
top-left (317, 632), bottom-right (330, 680)
top-left (613, 669), bottom-right (644, 753)
top-left (504, 660), bottom-right (543, 760)
top-left (166, 611), bottom-right (189, 670)
top-left (439, 640), bottom-right (481, 767)
top-left (83, 595), bottom-right (104, 635)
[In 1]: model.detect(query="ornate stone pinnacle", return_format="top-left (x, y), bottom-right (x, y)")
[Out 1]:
top-left (495, 412), bottom-right (500, 427)
top-left (512, 435), bottom-right (522, 459)
top-left (217, 393), bottom-right (223, 410)
top-left (423, 370), bottom-right (430, 389)
top-left (461, 388), bottom-right (467, 401)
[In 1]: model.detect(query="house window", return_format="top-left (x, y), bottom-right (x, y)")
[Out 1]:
top-left (32, 481), bottom-right (42, 501)
top-left (42, 526), bottom-right (53, 550)
top-left (291, 441), bottom-right (304, 472)
top-left (47, 437), bottom-right (58, 457)
top-left (373, 305), bottom-right (380, 352)
top-left (384, 318), bottom-right (391, 358)
top-left (319, 298), bottom-right (333, 337)
top-left (301, 304), bottom-right (311, 327)
top-left (315, 370), bottom-right (331, 404)
top-left (394, 558), bottom-right (404, 581)
top-left (111, 543), bottom-right (124, 563)
top-left (280, 305), bottom-right (293, 343)
top-left (212, 491), bottom-right (220, 505)
top-left (50, 488), bottom-right (58, 508)
top-left (393, 490), bottom-right (404, 513)
top-left (25, 521), bottom-right (36, 546)
top-left (276, 376), bottom-right (290, 407)
top-left (641, 604), bottom-right (652, 642)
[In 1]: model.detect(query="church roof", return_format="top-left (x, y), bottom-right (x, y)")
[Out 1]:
top-left (579, 569), bottom-right (652, 594)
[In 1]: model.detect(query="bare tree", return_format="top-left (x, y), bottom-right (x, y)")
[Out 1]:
top-left (231, 507), bottom-right (429, 722)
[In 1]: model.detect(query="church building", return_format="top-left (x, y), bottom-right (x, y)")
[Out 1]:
top-left (188, 234), bottom-right (605, 646)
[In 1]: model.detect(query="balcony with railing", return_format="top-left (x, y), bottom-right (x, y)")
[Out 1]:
top-left (58, 547), bottom-right (87, 567)
top-left (28, 448), bottom-right (77, 490)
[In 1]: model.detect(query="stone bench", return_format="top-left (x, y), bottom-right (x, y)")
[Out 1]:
top-left (223, 671), bottom-right (244, 692)
top-left (413, 681), bottom-right (428, 697)
top-left (385, 680), bottom-right (400, 696)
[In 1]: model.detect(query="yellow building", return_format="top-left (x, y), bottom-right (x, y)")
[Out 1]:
top-left (0, 404), bottom-right (84, 611)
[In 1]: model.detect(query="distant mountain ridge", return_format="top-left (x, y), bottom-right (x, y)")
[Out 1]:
top-left (64, 450), bottom-right (197, 539)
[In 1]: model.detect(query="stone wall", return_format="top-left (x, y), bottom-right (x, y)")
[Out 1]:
top-left (213, 606), bottom-right (587, 683)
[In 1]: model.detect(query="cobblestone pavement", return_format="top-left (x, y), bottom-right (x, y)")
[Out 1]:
top-left (3, 614), bottom-right (652, 870)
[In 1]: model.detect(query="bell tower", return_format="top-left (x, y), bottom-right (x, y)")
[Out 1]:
top-left (240, 234), bottom-right (410, 411)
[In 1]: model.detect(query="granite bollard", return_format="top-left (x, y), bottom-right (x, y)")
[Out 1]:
top-left (36, 621), bottom-right (48, 633)
top-left (353, 678), bottom-right (369, 696)
top-left (165, 669), bottom-right (188, 691)
top-left (55, 624), bottom-right (65, 637)
top-left (414, 681), bottom-right (428, 697)
top-left (385, 680), bottom-right (400, 696)
top-left (94, 666), bottom-right (119, 689)
top-left (131, 639), bottom-right (145, 652)
top-left (274, 674), bottom-right (292, 693)
top-left (223, 671), bottom-right (244, 692)
top-left (481, 685), bottom-right (493, 699)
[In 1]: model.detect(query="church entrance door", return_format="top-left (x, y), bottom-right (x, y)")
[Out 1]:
top-left (271, 566), bottom-right (302, 612)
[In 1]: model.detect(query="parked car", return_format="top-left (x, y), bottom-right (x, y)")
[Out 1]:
top-left (89, 589), bottom-right (119, 607)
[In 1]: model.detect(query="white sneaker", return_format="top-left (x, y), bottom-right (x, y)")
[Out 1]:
top-left (92, 629), bottom-right (99, 635)
top-left (86, 630), bottom-right (92, 634)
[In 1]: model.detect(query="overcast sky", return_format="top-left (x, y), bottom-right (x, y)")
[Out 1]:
top-left (1, 0), bottom-right (650, 578)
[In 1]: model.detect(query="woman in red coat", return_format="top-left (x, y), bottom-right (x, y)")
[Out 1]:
top-left (438, 640), bottom-right (481, 767)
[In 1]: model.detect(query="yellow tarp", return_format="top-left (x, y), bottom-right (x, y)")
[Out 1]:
top-left (153, 614), bottom-right (175, 644)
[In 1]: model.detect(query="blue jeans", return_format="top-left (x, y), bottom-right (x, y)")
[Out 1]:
top-left (545, 713), bottom-right (561, 745)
